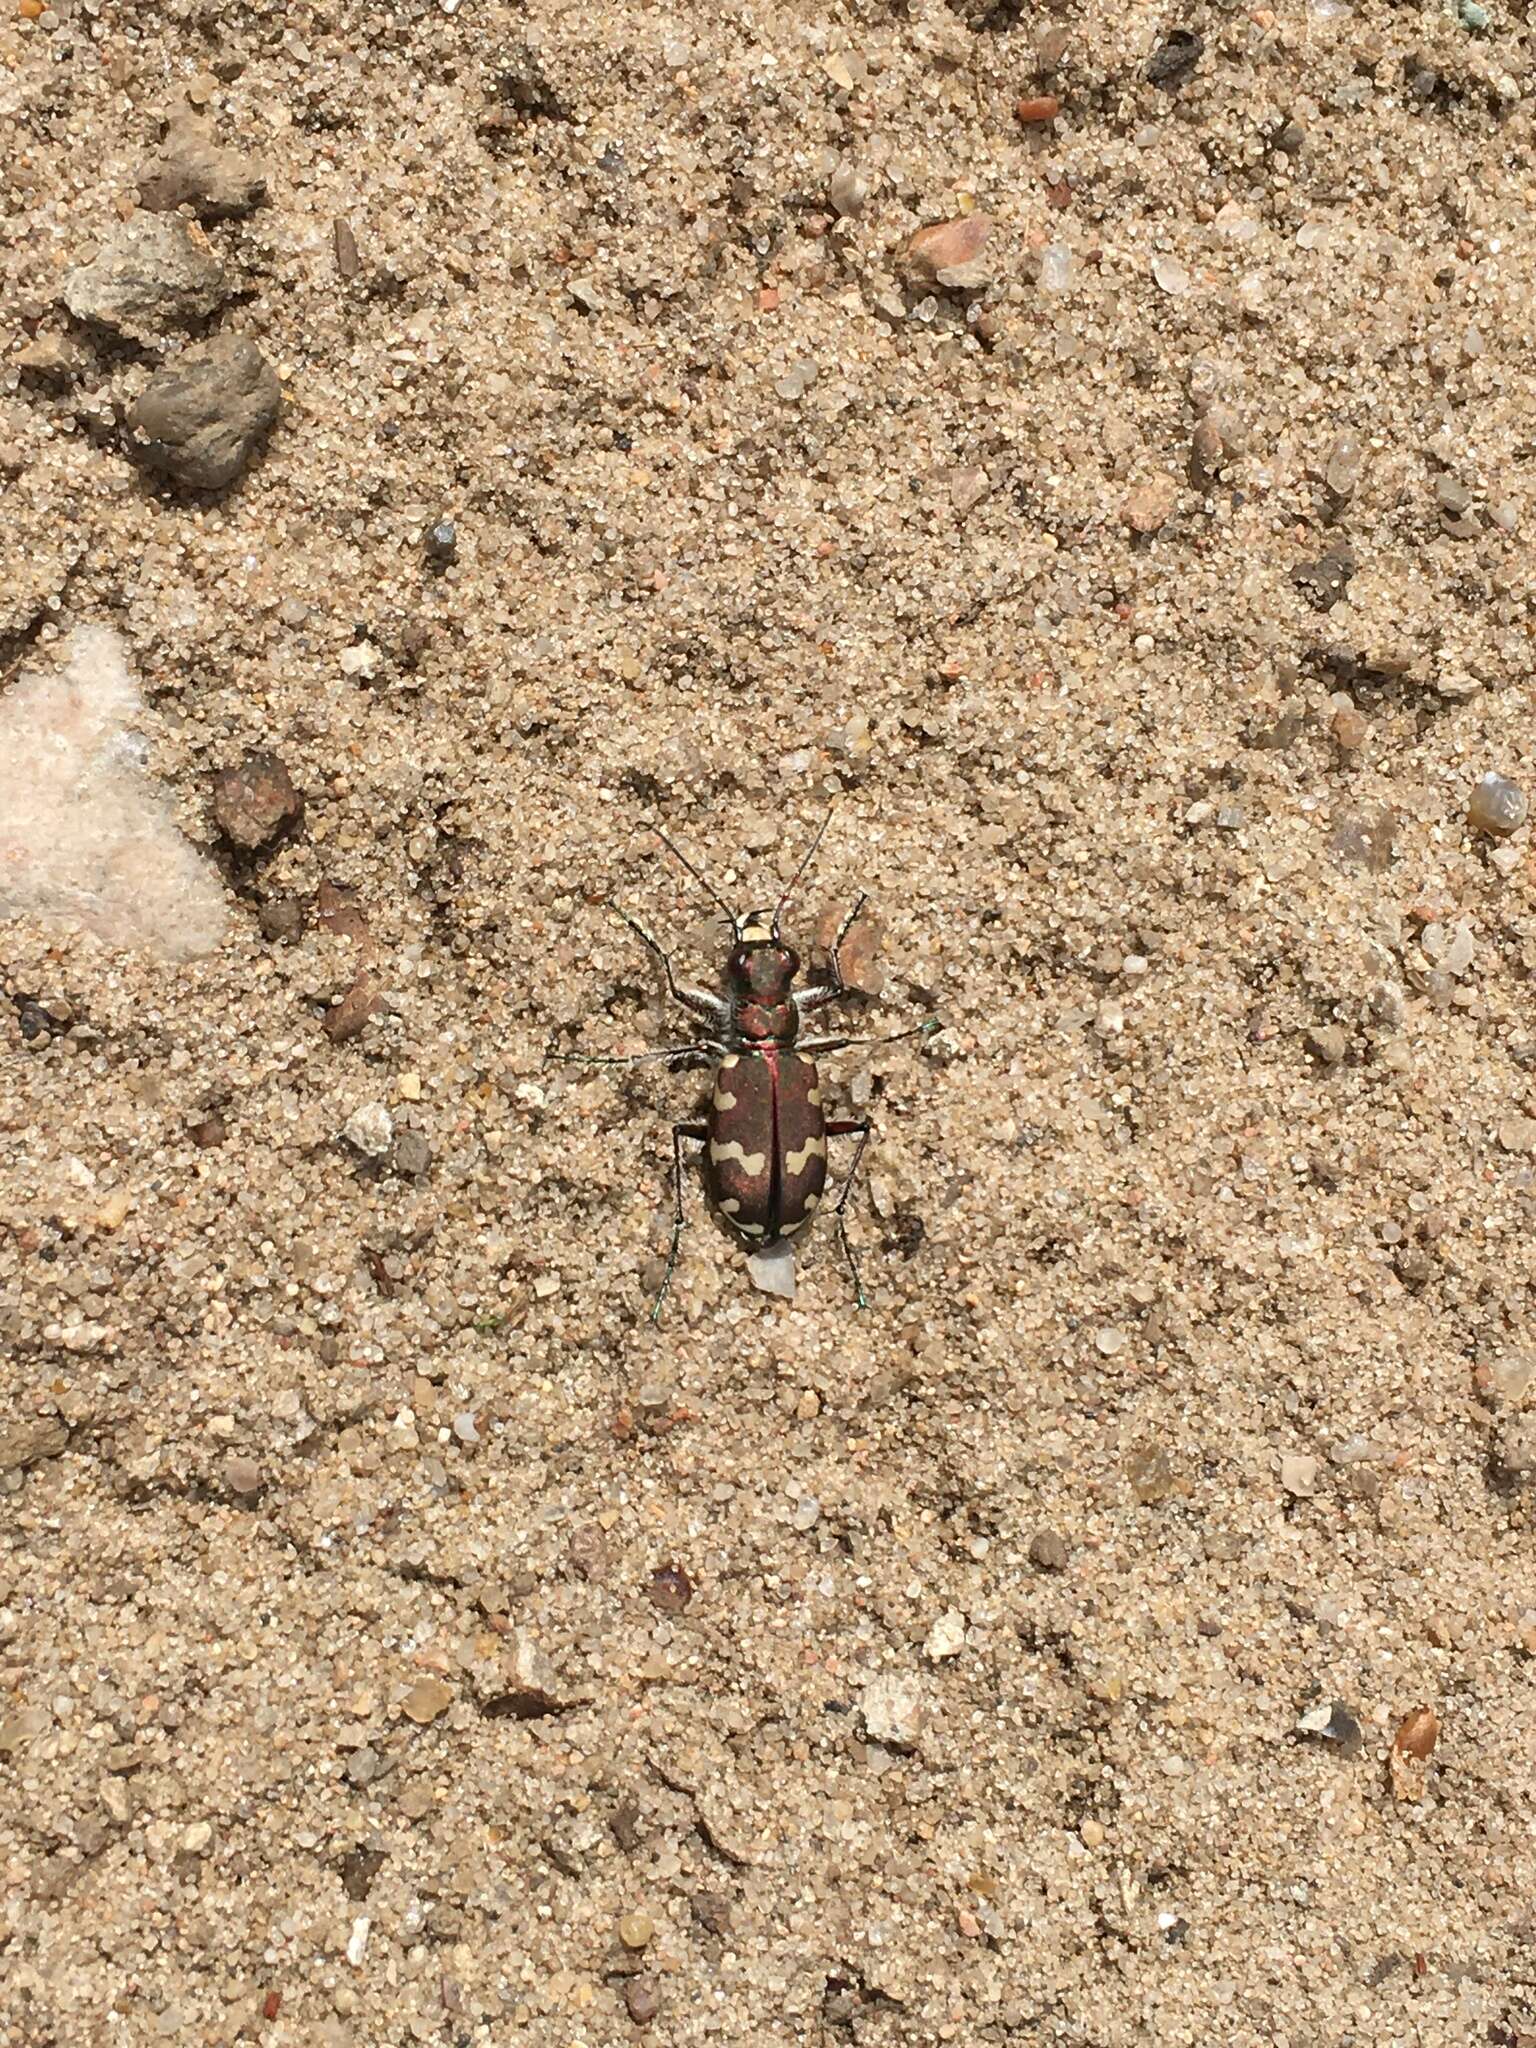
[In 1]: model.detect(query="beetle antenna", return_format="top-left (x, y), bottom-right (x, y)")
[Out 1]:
top-left (773, 808), bottom-right (833, 940)
top-left (653, 827), bottom-right (738, 925)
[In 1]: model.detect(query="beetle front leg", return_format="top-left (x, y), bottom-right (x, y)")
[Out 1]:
top-left (824, 1118), bottom-right (874, 1309)
top-left (652, 1122), bottom-right (708, 1324)
top-left (611, 904), bottom-right (731, 1033)
top-left (797, 1019), bottom-right (940, 1055)
top-left (793, 893), bottom-right (869, 1020)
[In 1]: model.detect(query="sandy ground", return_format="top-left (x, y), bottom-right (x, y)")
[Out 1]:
top-left (5, 0), bottom-right (1536, 2042)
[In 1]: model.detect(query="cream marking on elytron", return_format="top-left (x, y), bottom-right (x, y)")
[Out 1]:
top-left (709, 1139), bottom-right (767, 1176)
top-left (783, 1135), bottom-right (827, 1176)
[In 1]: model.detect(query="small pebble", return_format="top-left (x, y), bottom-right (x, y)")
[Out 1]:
top-left (401, 1678), bottom-right (453, 1725)
top-left (1468, 772), bottom-right (1527, 838)
top-left (1496, 1414), bottom-right (1536, 1477)
top-left (1151, 253), bottom-right (1189, 296)
top-left (423, 518), bottom-right (457, 566)
top-left (792, 1494), bottom-right (821, 1531)
top-left (1125, 1441), bottom-right (1180, 1504)
top-left (1325, 432), bottom-right (1363, 498)
top-left (902, 213), bottom-right (993, 290)
top-left (1393, 1707), bottom-right (1440, 1760)
top-left (828, 164), bottom-right (868, 218)
top-left (1146, 27), bottom-right (1202, 86)
top-left (0, 1417), bottom-right (69, 1474)
top-left (137, 108), bottom-right (267, 218)
top-left (1123, 476), bottom-right (1177, 534)
top-left (62, 216), bottom-right (228, 340)
top-left (924, 1609), bottom-right (966, 1661)
top-left (617, 1911), bottom-right (654, 1950)
top-left (1189, 417), bottom-right (1223, 485)
top-left (647, 1563), bottom-right (693, 1613)
top-left (1029, 1528), bottom-right (1069, 1571)
top-left (127, 334), bottom-right (281, 490)
top-left (211, 751), bottom-right (303, 852)
top-left (624, 1976), bottom-right (661, 2025)
top-left (1331, 706), bottom-right (1368, 751)
top-left (1280, 1453), bottom-right (1318, 1496)
top-left (1015, 94), bottom-right (1060, 123)
top-left (860, 1671), bottom-right (926, 1750)
top-left (344, 1747), bottom-right (380, 1787)
top-left (224, 1454), bottom-right (262, 1499)
top-left (343, 1103), bottom-right (394, 1159)
top-left (1306, 1025), bottom-right (1348, 1066)
top-left (1296, 1699), bottom-right (1363, 1755)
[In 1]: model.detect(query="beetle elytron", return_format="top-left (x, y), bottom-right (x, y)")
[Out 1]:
top-left (552, 815), bottom-right (936, 1320)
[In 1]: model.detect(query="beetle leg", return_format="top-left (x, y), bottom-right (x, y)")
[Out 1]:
top-left (824, 1118), bottom-right (874, 1309)
top-left (652, 1123), bottom-right (708, 1324)
top-left (797, 1018), bottom-right (940, 1054)
top-left (793, 892), bottom-right (869, 1019)
top-left (610, 904), bottom-right (731, 1032)
top-left (545, 1043), bottom-right (721, 1068)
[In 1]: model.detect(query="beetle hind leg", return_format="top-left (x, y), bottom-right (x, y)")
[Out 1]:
top-left (825, 1118), bottom-right (874, 1309)
top-left (652, 1123), bottom-right (708, 1324)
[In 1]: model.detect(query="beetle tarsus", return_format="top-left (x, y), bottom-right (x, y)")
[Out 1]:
top-left (826, 1118), bottom-right (873, 1308)
top-left (652, 1123), bottom-right (707, 1323)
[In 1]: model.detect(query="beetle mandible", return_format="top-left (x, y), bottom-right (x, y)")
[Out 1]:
top-left (552, 814), bottom-right (937, 1321)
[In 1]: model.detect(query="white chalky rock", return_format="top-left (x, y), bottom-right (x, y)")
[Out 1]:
top-left (0, 627), bottom-right (227, 958)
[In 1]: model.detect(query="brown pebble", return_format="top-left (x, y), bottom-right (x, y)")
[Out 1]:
top-left (316, 879), bottom-right (372, 947)
top-left (691, 1890), bottom-right (733, 1936)
top-left (211, 750), bottom-right (303, 852)
top-left (624, 1975), bottom-right (661, 2025)
top-left (1393, 1707), bottom-right (1439, 1760)
top-left (1015, 94), bottom-right (1061, 123)
top-left (647, 1563), bottom-right (693, 1613)
top-left (189, 1112), bottom-right (227, 1149)
top-left (1332, 706), bottom-right (1368, 751)
top-left (333, 218), bottom-right (361, 280)
top-left (323, 971), bottom-right (381, 1044)
top-left (1189, 418), bottom-right (1224, 487)
top-left (1029, 1528), bottom-right (1069, 1572)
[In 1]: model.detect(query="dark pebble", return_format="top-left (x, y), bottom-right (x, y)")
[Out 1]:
top-left (647, 1564), bottom-right (693, 1613)
top-left (423, 518), bottom-right (457, 566)
top-left (1146, 28), bottom-right (1203, 87)
top-left (1291, 545), bottom-right (1356, 611)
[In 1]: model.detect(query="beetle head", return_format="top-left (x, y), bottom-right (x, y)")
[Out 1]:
top-left (729, 911), bottom-right (799, 1000)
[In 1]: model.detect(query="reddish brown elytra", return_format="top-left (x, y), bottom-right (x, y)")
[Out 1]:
top-left (550, 814), bottom-right (937, 1321)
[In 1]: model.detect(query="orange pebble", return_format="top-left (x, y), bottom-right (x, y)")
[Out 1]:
top-left (19, 0), bottom-right (45, 18)
top-left (1016, 94), bottom-right (1061, 124)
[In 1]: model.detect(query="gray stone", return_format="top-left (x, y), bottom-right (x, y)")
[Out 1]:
top-left (137, 110), bottom-right (267, 219)
top-left (0, 1416), bottom-right (68, 1474)
top-left (127, 335), bottom-right (280, 490)
top-left (63, 216), bottom-right (228, 340)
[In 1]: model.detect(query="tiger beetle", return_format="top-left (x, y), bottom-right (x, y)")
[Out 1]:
top-left (549, 814), bottom-right (938, 1322)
